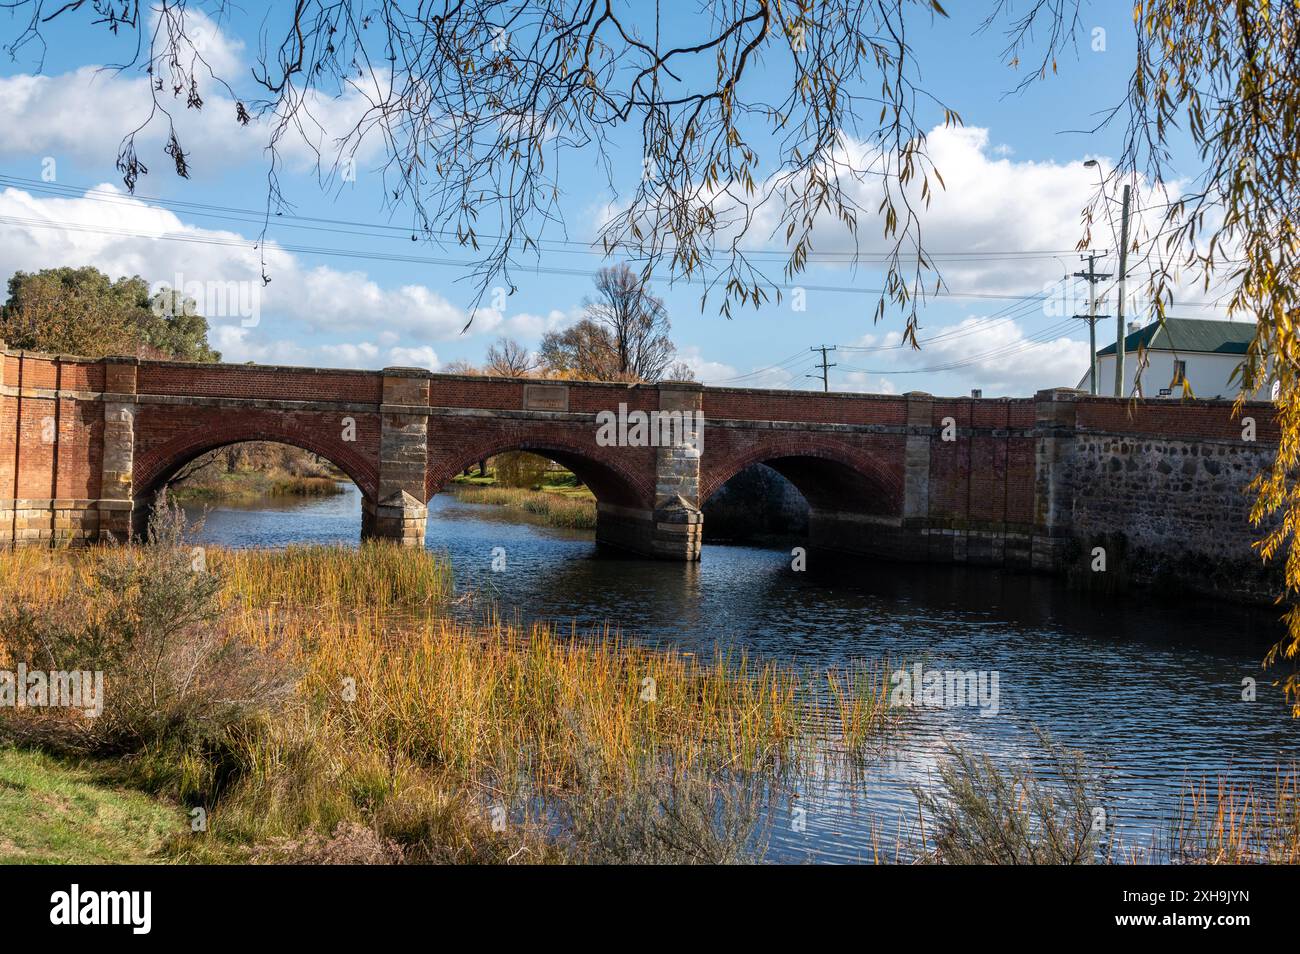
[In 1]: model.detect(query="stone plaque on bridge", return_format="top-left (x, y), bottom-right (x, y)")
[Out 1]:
top-left (523, 383), bottom-right (569, 412)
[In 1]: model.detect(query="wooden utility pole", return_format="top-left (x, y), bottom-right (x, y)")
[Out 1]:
top-left (807, 345), bottom-right (837, 391)
top-left (1113, 184), bottom-right (1132, 397)
top-left (1073, 252), bottom-right (1112, 396)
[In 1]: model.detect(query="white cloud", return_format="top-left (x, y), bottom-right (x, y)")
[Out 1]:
top-left (0, 182), bottom-right (273, 287)
top-left (503, 308), bottom-right (578, 338)
top-left (388, 346), bottom-right (440, 371)
top-left (209, 326), bottom-right (310, 366)
top-left (0, 183), bottom-right (553, 368)
top-left (738, 126), bottom-right (1111, 296)
top-left (841, 371), bottom-right (897, 394)
top-left (286, 266), bottom-right (481, 341)
top-left (173, 8), bottom-right (247, 79)
top-left (672, 345), bottom-right (737, 384)
top-left (319, 341), bottom-right (380, 365)
top-left (0, 9), bottom-right (386, 182)
top-left (670, 345), bottom-right (807, 389)
top-left (599, 124), bottom-right (1209, 314)
top-left (859, 316), bottom-right (1090, 395)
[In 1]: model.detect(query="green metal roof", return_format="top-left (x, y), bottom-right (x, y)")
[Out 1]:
top-left (1097, 319), bottom-right (1255, 356)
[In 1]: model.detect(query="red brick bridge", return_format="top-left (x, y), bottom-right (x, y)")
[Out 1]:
top-left (0, 347), bottom-right (1280, 596)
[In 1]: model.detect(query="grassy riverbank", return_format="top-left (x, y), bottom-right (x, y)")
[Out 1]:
top-left (450, 469), bottom-right (597, 530)
top-left (166, 441), bottom-right (348, 502)
top-left (169, 473), bottom-right (345, 502)
top-left (0, 746), bottom-right (183, 863)
top-left (450, 484), bottom-right (597, 529)
top-left (0, 517), bottom-right (895, 863)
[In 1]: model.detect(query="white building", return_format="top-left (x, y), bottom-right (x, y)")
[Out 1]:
top-left (1076, 318), bottom-right (1271, 400)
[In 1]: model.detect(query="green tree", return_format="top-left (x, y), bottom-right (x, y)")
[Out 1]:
top-left (0, 267), bottom-right (220, 361)
top-left (0, 267), bottom-right (145, 357)
top-left (140, 288), bottom-right (222, 362)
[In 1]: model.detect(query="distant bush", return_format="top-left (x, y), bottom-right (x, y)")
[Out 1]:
top-left (493, 452), bottom-right (550, 488)
top-left (559, 755), bottom-right (765, 864)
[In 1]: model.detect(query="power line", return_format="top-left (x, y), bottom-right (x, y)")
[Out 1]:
top-left (0, 211), bottom-right (1107, 304)
top-left (714, 279), bottom-right (1073, 388)
top-left (715, 285), bottom-right (1063, 388)
top-left (0, 174), bottom-right (1090, 265)
top-left (836, 317), bottom-right (1080, 375)
top-left (836, 281), bottom-right (1062, 354)
top-left (710, 349), bottom-right (817, 384)
top-left (0, 174), bottom-right (1240, 322)
top-left (0, 175), bottom-right (1239, 320)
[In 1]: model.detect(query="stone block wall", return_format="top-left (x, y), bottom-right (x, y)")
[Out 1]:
top-left (1066, 424), bottom-right (1280, 602)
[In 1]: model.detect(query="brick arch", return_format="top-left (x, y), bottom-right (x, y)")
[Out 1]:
top-left (134, 419), bottom-right (379, 501)
top-left (700, 435), bottom-right (904, 515)
top-left (426, 436), bottom-right (652, 508)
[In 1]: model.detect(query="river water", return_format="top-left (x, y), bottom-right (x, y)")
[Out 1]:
top-left (186, 484), bottom-right (1297, 863)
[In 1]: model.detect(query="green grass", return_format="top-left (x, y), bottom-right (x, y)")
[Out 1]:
top-left (452, 467), bottom-right (593, 496)
top-left (450, 467), bottom-right (597, 528)
top-left (450, 484), bottom-right (597, 529)
top-left (0, 747), bottom-right (183, 864)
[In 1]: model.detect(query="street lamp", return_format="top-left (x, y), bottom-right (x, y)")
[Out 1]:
top-left (1083, 159), bottom-right (1131, 396)
top-left (1083, 160), bottom-right (1118, 251)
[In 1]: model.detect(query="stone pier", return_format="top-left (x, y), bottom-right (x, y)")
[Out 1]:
top-left (361, 367), bottom-right (430, 546)
top-left (593, 381), bottom-right (703, 560)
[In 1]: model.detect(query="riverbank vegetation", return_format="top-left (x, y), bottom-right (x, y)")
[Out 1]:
top-left (450, 484), bottom-right (597, 530)
top-left (2, 506), bottom-right (1295, 865)
top-left (0, 506), bottom-right (897, 863)
top-left (166, 442), bottom-right (347, 502)
top-left (0, 746), bottom-right (182, 863)
top-left (911, 737), bottom-right (1300, 865)
top-left (450, 454), bottom-right (597, 530)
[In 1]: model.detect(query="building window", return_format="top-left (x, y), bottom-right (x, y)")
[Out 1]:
top-left (1172, 360), bottom-right (1187, 385)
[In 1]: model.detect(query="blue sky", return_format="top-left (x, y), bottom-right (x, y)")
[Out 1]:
top-left (0, 2), bottom-right (1225, 396)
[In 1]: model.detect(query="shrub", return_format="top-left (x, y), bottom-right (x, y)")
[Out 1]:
top-left (555, 725), bottom-right (766, 864)
top-left (251, 821), bottom-right (406, 865)
top-left (0, 494), bottom-right (295, 755)
top-left (912, 732), bottom-right (1108, 865)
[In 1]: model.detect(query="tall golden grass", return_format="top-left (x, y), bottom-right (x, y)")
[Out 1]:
top-left (0, 544), bottom-right (897, 862)
top-left (450, 485), bottom-right (597, 529)
top-left (1160, 769), bottom-right (1300, 864)
top-left (172, 474), bottom-right (346, 501)
top-left (13, 543), bottom-right (1290, 865)
top-left (211, 543), bottom-right (451, 609)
